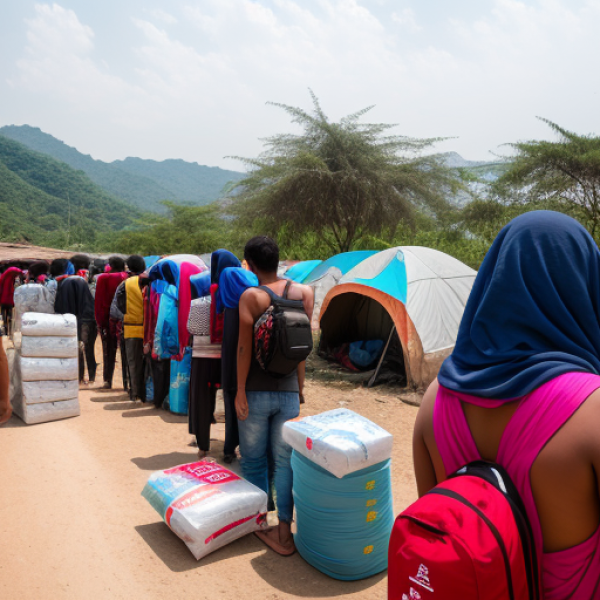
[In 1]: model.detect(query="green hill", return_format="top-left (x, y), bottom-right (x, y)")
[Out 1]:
top-left (0, 135), bottom-right (140, 248)
top-left (0, 125), bottom-right (244, 213)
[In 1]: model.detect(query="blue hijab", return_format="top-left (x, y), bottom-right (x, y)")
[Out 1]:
top-left (211, 250), bottom-right (240, 284)
top-left (219, 267), bottom-right (258, 311)
top-left (438, 211), bottom-right (600, 400)
top-left (190, 271), bottom-right (211, 300)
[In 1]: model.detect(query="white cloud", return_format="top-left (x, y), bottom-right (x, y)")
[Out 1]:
top-left (6, 1), bottom-right (600, 166)
top-left (392, 8), bottom-right (422, 32)
top-left (147, 8), bottom-right (178, 25)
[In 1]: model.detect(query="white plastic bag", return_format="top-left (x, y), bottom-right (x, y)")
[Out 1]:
top-left (13, 285), bottom-right (55, 331)
top-left (142, 461), bottom-right (268, 560)
top-left (19, 356), bottom-right (79, 382)
top-left (282, 408), bottom-right (393, 478)
top-left (20, 336), bottom-right (79, 359)
top-left (22, 380), bottom-right (79, 404)
top-left (21, 312), bottom-right (77, 337)
top-left (13, 398), bottom-right (80, 425)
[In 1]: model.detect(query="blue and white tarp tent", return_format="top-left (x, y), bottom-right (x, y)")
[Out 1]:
top-left (283, 260), bottom-right (322, 283)
top-left (303, 251), bottom-right (378, 325)
top-left (319, 247), bottom-right (477, 388)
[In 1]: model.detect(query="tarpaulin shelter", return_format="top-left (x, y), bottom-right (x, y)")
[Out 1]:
top-left (303, 251), bottom-right (377, 327)
top-left (319, 246), bottom-right (477, 389)
top-left (284, 260), bottom-right (322, 283)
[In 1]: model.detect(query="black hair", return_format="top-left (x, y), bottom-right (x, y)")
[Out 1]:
top-left (126, 255), bottom-right (146, 275)
top-left (244, 236), bottom-right (279, 273)
top-left (108, 256), bottom-right (125, 272)
top-left (28, 260), bottom-right (49, 280)
top-left (70, 254), bottom-right (90, 272)
top-left (50, 258), bottom-right (69, 277)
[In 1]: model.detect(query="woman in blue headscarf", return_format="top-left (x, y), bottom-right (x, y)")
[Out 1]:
top-left (188, 251), bottom-right (241, 457)
top-left (219, 267), bottom-right (258, 462)
top-left (409, 211), bottom-right (600, 599)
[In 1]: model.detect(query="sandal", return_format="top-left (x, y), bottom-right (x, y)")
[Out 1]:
top-left (254, 530), bottom-right (296, 556)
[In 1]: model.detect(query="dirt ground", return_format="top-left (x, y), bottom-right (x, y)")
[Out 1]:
top-left (0, 342), bottom-right (420, 600)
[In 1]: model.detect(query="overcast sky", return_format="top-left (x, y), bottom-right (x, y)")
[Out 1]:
top-left (1, 0), bottom-right (599, 170)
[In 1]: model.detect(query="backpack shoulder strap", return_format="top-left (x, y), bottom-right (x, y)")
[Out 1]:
top-left (258, 285), bottom-right (277, 302)
top-left (282, 279), bottom-right (292, 299)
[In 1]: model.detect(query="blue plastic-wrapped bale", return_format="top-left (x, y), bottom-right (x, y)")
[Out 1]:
top-left (169, 347), bottom-right (192, 414)
top-left (283, 408), bottom-right (394, 580)
top-left (292, 452), bottom-right (394, 580)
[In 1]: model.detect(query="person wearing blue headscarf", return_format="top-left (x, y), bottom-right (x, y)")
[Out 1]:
top-left (219, 267), bottom-right (258, 462)
top-left (211, 250), bottom-right (241, 284)
top-left (411, 212), bottom-right (600, 598)
top-left (188, 250), bottom-right (240, 457)
top-left (438, 210), bottom-right (600, 399)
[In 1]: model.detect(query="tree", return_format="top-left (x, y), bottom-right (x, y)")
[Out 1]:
top-left (494, 118), bottom-right (600, 239)
top-left (107, 202), bottom-right (230, 255)
top-left (229, 91), bottom-right (465, 254)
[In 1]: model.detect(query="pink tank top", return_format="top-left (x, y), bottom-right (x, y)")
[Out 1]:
top-left (433, 372), bottom-right (600, 600)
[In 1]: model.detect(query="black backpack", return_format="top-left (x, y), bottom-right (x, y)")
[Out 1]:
top-left (253, 281), bottom-right (313, 377)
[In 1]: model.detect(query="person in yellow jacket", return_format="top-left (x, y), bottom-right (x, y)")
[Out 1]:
top-left (115, 255), bottom-right (146, 401)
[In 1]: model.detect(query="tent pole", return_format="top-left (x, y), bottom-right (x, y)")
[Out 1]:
top-left (367, 324), bottom-right (396, 388)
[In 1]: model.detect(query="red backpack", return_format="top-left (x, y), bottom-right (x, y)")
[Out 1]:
top-left (388, 461), bottom-right (540, 600)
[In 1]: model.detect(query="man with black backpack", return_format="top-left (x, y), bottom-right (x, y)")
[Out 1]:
top-left (235, 236), bottom-right (314, 556)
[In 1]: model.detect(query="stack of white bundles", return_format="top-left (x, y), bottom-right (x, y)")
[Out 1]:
top-left (12, 312), bottom-right (80, 425)
top-left (142, 460), bottom-right (269, 560)
top-left (282, 408), bottom-right (393, 478)
top-left (13, 284), bottom-right (55, 332)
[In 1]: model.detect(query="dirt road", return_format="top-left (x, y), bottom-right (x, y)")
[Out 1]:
top-left (0, 372), bottom-right (419, 600)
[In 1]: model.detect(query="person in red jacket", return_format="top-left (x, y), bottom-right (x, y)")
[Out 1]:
top-left (95, 256), bottom-right (128, 389)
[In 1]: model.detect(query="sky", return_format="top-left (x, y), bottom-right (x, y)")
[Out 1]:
top-left (1, 0), bottom-right (599, 170)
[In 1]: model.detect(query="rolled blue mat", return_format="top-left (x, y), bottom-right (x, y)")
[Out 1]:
top-left (292, 451), bottom-right (394, 580)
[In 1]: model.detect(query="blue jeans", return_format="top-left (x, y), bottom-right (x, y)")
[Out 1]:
top-left (238, 391), bottom-right (300, 523)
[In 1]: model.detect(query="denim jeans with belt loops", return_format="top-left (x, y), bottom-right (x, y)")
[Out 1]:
top-left (238, 391), bottom-right (300, 523)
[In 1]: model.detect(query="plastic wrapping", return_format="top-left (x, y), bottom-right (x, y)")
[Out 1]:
top-left (13, 285), bottom-right (55, 331)
top-left (282, 408), bottom-right (393, 478)
top-left (169, 348), bottom-right (192, 415)
top-left (19, 356), bottom-right (79, 382)
top-left (142, 461), bottom-right (268, 560)
top-left (20, 336), bottom-right (79, 359)
top-left (13, 398), bottom-right (80, 425)
top-left (292, 452), bottom-right (394, 580)
top-left (21, 312), bottom-right (77, 338)
top-left (22, 380), bottom-right (79, 404)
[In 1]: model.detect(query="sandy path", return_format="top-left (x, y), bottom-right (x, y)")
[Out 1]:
top-left (0, 350), bottom-right (419, 600)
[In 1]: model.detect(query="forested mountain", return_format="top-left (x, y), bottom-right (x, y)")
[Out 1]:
top-left (0, 125), bottom-right (244, 213)
top-left (0, 135), bottom-right (139, 248)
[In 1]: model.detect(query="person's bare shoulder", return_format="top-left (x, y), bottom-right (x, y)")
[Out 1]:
top-left (416, 378), bottom-right (439, 443)
top-left (240, 287), bottom-right (270, 320)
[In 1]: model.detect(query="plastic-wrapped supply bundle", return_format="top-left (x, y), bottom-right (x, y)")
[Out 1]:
top-left (282, 408), bottom-right (393, 478)
top-left (21, 312), bottom-right (77, 337)
top-left (142, 461), bottom-right (268, 560)
top-left (20, 336), bottom-right (79, 359)
top-left (13, 398), bottom-right (80, 425)
top-left (22, 380), bottom-right (79, 404)
top-left (19, 356), bottom-right (78, 382)
top-left (13, 285), bottom-right (55, 331)
top-left (283, 409), bottom-right (394, 580)
top-left (292, 453), bottom-right (394, 580)
top-left (169, 348), bottom-right (192, 415)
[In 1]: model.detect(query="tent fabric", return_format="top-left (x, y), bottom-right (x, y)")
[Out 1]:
top-left (284, 260), bottom-right (322, 283)
top-left (339, 246), bottom-right (476, 355)
top-left (320, 247), bottom-right (477, 388)
top-left (304, 251), bottom-right (377, 284)
top-left (304, 251), bottom-right (378, 327)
